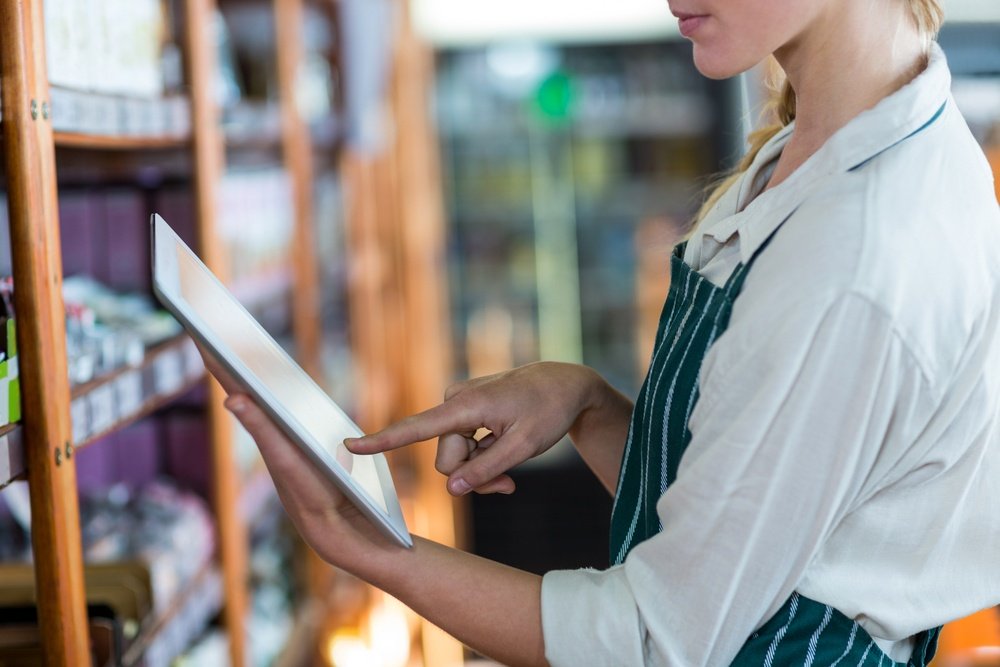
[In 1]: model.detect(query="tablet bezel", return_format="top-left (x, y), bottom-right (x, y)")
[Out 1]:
top-left (150, 213), bottom-right (412, 548)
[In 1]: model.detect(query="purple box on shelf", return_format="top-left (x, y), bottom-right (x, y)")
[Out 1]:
top-left (153, 188), bottom-right (197, 249)
top-left (59, 192), bottom-right (101, 279)
top-left (162, 414), bottom-right (212, 501)
top-left (0, 193), bottom-right (11, 275)
top-left (74, 431), bottom-right (118, 490)
top-left (75, 421), bottom-right (160, 494)
top-left (102, 190), bottom-right (150, 292)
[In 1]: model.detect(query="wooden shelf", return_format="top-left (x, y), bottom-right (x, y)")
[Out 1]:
top-left (224, 133), bottom-right (285, 169)
top-left (69, 335), bottom-right (205, 449)
top-left (46, 141), bottom-right (196, 187)
top-left (225, 132), bottom-right (283, 153)
top-left (54, 132), bottom-right (190, 151)
top-left (121, 558), bottom-right (224, 667)
top-left (0, 335), bottom-right (205, 489)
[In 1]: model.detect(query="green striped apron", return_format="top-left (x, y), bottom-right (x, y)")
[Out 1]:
top-left (609, 240), bottom-right (940, 666)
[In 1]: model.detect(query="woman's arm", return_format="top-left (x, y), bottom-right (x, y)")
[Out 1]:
top-left (225, 394), bottom-right (548, 667)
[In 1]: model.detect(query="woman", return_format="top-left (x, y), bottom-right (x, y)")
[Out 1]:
top-left (217, 0), bottom-right (1000, 664)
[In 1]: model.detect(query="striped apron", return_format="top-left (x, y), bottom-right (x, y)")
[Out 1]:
top-left (608, 240), bottom-right (940, 666)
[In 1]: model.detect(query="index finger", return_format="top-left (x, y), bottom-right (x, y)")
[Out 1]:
top-left (346, 400), bottom-right (480, 454)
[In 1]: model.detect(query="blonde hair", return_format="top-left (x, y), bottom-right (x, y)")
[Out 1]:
top-left (692, 0), bottom-right (944, 226)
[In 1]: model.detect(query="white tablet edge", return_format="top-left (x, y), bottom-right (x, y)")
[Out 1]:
top-left (150, 214), bottom-right (412, 548)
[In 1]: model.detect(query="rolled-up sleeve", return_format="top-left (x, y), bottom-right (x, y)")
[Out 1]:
top-left (541, 290), bottom-right (928, 666)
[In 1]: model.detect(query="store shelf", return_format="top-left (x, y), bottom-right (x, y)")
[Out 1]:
top-left (0, 335), bottom-right (207, 488)
top-left (54, 132), bottom-right (190, 151)
top-left (0, 556), bottom-right (221, 665)
top-left (225, 131), bottom-right (283, 153)
top-left (121, 558), bottom-right (224, 667)
top-left (224, 102), bottom-right (284, 165)
top-left (69, 335), bottom-right (206, 449)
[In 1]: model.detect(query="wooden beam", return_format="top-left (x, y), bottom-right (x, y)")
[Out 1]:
top-left (386, 8), bottom-right (465, 665)
top-left (275, 0), bottom-right (322, 380)
top-left (341, 153), bottom-right (396, 433)
top-left (0, 0), bottom-right (90, 663)
top-left (184, 0), bottom-right (248, 665)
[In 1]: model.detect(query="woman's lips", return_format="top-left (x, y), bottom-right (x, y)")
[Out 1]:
top-left (677, 14), bottom-right (708, 37)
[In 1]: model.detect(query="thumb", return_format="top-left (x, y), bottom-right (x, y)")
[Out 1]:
top-left (445, 433), bottom-right (527, 496)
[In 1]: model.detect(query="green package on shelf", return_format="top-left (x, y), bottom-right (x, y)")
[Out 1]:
top-left (0, 318), bottom-right (21, 426)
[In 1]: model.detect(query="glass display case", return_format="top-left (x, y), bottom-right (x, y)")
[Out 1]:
top-left (434, 39), bottom-right (741, 572)
top-left (437, 39), bottom-right (740, 396)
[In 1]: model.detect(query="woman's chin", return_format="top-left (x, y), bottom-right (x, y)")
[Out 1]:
top-left (691, 47), bottom-right (754, 81)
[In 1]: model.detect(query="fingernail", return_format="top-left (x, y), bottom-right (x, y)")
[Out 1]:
top-left (449, 477), bottom-right (471, 495)
top-left (225, 397), bottom-right (247, 415)
top-left (343, 437), bottom-right (360, 450)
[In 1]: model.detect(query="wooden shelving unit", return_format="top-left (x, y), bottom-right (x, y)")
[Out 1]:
top-left (53, 133), bottom-right (190, 151)
top-left (0, 2), bottom-right (91, 662)
top-left (1, 0), bottom-right (459, 663)
top-left (0, 0), bottom-right (324, 664)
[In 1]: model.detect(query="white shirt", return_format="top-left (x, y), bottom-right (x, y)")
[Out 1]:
top-left (541, 44), bottom-right (1000, 666)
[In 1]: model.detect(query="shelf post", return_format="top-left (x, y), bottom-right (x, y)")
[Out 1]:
top-left (0, 0), bottom-right (91, 663)
top-left (184, 0), bottom-right (248, 665)
top-left (274, 0), bottom-right (322, 380)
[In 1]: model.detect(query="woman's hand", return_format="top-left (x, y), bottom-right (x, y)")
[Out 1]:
top-left (200, 353), bottom-right (399, 566)
top-left (347, 362), bottom-right (633, 496)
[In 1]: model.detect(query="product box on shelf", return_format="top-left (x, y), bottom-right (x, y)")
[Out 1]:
top-left (0, 319), bottom-right (20, 428)
top-left (45, 0), bottom-right (165, 97)
top-left (0, 281), bottom-right (20, 429)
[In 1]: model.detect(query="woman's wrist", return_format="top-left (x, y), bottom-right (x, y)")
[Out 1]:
top-left (570, 366), bottom-right (629, 436)
top-left (565, 366), bottom-right (633, 492)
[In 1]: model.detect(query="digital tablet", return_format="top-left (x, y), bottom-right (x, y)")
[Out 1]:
top-left (150, 214), bottom-right (412, 548)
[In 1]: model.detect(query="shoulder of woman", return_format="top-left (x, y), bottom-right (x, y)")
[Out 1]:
top-left (732, 156), bottom-right (1000, 387)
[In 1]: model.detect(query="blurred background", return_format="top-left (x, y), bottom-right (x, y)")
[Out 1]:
top-left (0, 0), bottom-right (997, 665)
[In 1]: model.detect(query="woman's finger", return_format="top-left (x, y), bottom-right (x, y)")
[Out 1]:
top-left (226, 395), bottom-right (306, 476)
top-left (446, 432), bottom-right (531, 496)
top-left (435, 432), bottom-right (476, 475)
top-left (198, 347), bottom-right (243, 395)
top-left (226, 394), bottom-right (347, 515)
top-left (475, 432), bottom-right (497, 449)
top-left (346, 399), bottom-right (481, 454)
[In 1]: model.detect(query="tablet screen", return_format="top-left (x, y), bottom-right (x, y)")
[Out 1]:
top-left (157, 218), bottom-right (390, 516)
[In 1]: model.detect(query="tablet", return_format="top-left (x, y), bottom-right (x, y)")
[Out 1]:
top-left (150, 214), bottom-right (411, 548)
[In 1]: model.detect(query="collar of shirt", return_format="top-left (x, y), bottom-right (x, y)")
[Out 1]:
top-left (688, 43), bottom-right (953, 268)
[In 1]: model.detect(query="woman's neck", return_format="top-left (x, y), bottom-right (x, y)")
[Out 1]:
top-left (765, 2), bottom-right (927, 190)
